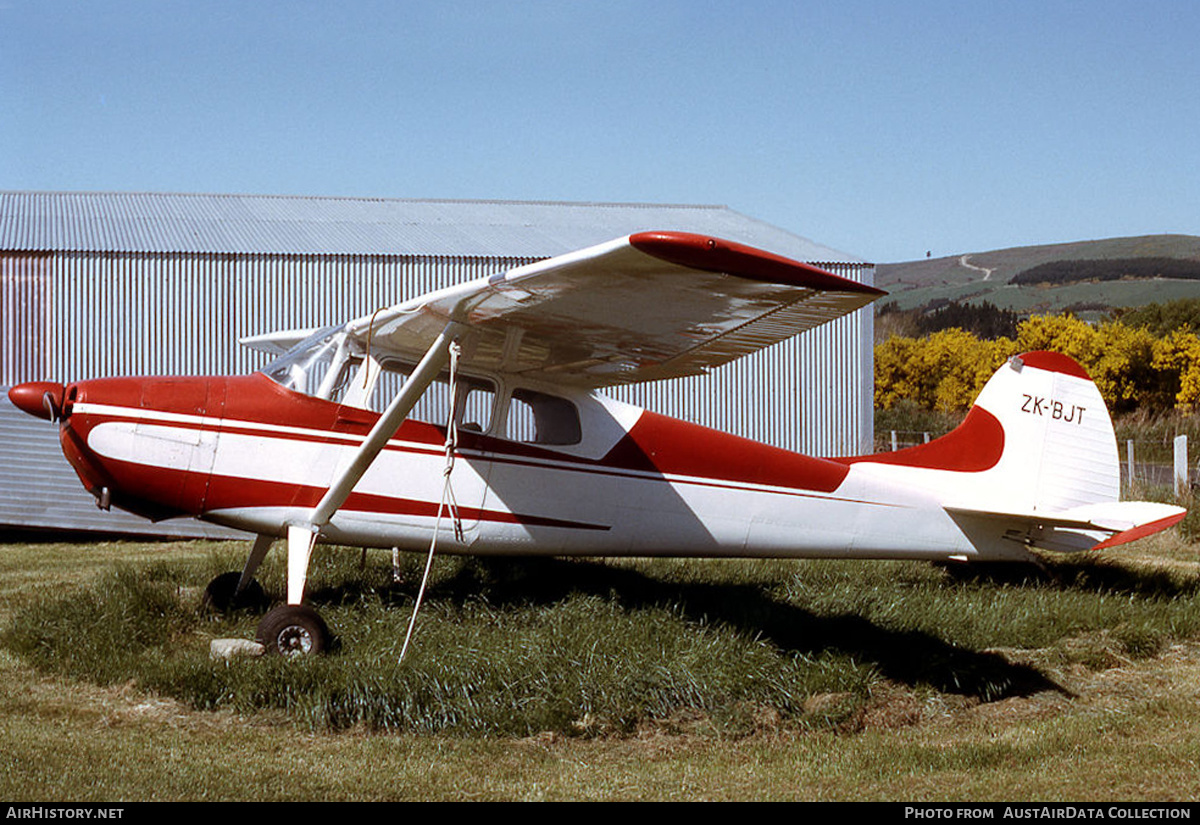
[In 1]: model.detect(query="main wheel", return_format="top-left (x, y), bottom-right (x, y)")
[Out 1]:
top-left (202, 571), bottom-right (268, 612)
top-left (256, 605), bottom-right (331, 656)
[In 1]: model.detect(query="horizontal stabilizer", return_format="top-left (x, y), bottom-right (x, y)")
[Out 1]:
top-left (945, 500), bottom-right (1186, 552)
top-left (240, 327), bottom-right (320, 356)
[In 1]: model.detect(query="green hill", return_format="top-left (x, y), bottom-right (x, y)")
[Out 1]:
top-left (876, 234), bottom-right (1200, 315)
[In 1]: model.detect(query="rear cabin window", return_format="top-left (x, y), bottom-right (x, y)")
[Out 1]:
top-left (505, 388), bottom-right (581, 445)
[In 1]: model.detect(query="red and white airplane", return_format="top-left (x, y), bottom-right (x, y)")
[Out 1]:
top-left (8, 231), bottom-right (1186, 654)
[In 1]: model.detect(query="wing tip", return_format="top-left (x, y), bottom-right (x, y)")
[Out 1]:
top-left (628, 231), bottom-right (886, 296)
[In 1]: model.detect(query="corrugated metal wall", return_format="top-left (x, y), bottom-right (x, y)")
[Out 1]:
top-left (2, 252), bottom-right (53, 383)
top-left (3, 251), bottom-right (535, 382)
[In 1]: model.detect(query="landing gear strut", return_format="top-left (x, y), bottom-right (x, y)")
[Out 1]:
top-left (253, 325), bottom-right (459, 658)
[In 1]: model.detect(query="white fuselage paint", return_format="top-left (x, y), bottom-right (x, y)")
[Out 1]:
top-left (74, 395), bottom-right (1023, 563)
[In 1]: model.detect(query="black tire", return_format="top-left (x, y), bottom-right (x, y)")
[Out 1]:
top-left (202, 571), bottom-right (268, 612)
top-left (256, 604), bottom-right (331, 656)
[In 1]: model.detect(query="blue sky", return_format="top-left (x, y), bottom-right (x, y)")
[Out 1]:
top-left (2, 0), bottom-right (1197, 263)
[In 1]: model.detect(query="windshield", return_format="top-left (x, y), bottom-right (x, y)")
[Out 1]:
top-left (261, 327), bottom-right (502, 431)
top-left (262, 325), bottom-right (361, 400)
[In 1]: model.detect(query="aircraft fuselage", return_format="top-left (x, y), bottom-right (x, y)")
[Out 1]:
top-left (42, 372), bottom-right (1006, 563)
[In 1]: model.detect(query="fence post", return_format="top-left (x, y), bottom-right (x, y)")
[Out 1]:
top-left (891, 431), bottom-right (898, 452)
top-left (1174, 435), bottom-right (1188, 496)
top-left (1127, 439), bottom-right (1135, 485)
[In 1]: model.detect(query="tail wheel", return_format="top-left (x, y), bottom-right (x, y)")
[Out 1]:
top-left (256, 605), bottom-right (331, 656)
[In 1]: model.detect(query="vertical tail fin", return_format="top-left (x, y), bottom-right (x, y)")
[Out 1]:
top-left (964, 350), bottom-right (1119, 513)
top-left (863, 351), bottom-right (1185, 552)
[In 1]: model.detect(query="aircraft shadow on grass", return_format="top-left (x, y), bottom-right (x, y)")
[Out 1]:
top-left (942, 555), bottom-right (1200, 598)
top-left (306, 556), bottom-right (1088, 703)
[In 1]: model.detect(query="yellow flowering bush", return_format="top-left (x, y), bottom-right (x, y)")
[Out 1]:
top-left (876, 315), bottom-right (1200, 413)
top-left (1152, 327), bottom-right (1200, 408)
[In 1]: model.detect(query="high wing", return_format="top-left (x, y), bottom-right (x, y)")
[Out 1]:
top-left (241, 232), bottom-right (884, 611)
top-left (342, 231), bottom-right (884, 387)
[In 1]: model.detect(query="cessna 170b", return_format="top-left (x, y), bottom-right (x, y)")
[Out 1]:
top-left (7, 231), bottom-right (1186, 655)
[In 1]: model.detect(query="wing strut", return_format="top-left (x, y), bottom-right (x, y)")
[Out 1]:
top-left (285, 322), bottom-right (464, 605)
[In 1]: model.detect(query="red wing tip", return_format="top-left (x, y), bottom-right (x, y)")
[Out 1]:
top-left (628, 231), bottom-right (885, 296)
top-left (1091, 510), bottom-right (1188, 551)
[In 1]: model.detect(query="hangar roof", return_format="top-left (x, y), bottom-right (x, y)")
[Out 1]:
top-left (0, 190), bottom-right (865, 264)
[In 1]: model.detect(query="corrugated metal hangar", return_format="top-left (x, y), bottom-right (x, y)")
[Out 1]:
top-left (0, 191), bottom-right (876, 538)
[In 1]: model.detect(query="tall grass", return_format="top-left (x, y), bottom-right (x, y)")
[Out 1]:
top-left (4, 547), bottom-right (1198, 737)
top-left (2, 552), bottom-right (875, 735)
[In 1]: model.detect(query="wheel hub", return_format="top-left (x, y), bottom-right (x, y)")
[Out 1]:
top-left (276, 625), bottom-right (314, 654)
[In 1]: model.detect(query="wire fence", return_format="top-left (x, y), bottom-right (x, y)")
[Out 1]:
top-left (874, 430), bottom-right (1195, 496)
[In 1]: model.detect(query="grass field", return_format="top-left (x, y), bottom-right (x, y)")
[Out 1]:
top-left (1, 536), bottom-right (1199, 801)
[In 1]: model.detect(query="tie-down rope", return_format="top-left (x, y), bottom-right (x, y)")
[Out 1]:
top-left (398, 339), bottom-right (463, 664)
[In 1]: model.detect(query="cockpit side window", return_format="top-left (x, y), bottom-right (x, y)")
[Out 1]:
top-left (505, 388), bottom-right (581, 445)
top-left (370, 360), bottom-right (496, 431)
